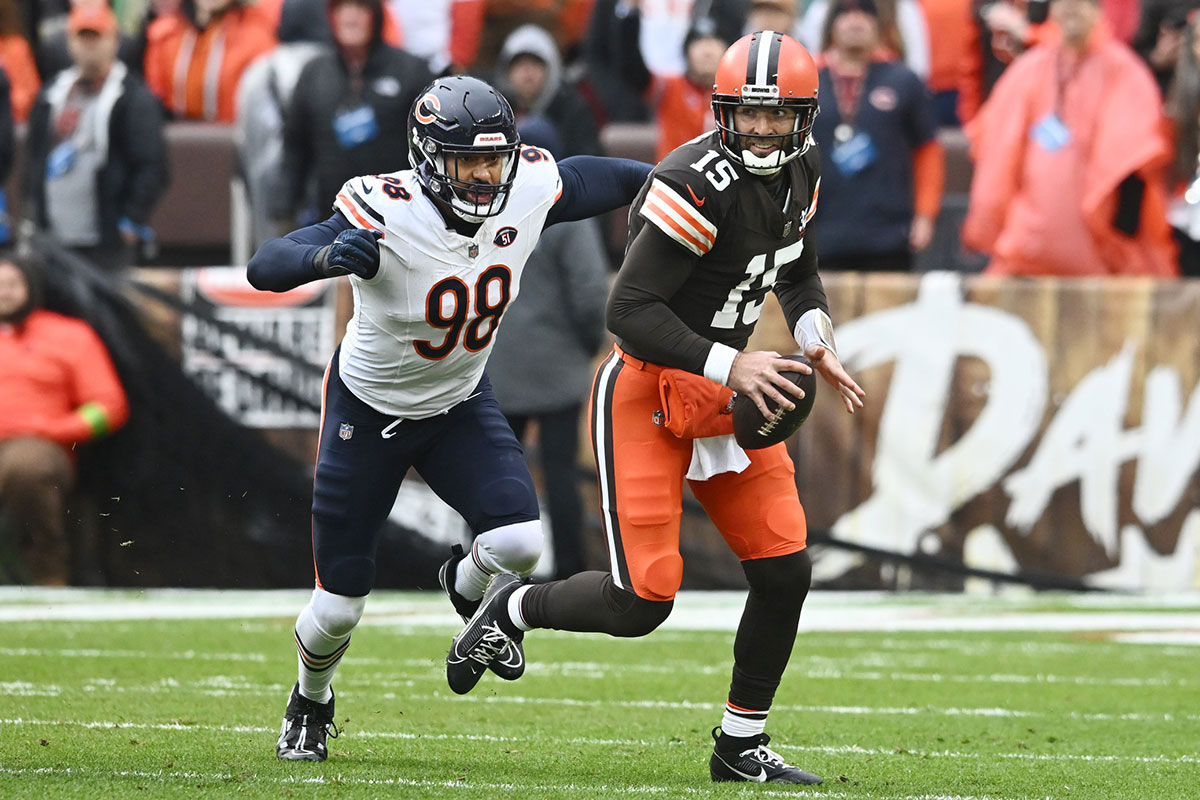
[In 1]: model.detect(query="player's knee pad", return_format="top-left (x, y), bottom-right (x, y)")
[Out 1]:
top-left (603, 579), bottom-right (673, 637)
top-left (474, 519), bottom-right (544, 577)
top-left (742, 549), bottom-right (812, 604)
top-left (310, 587), bottom-right (367, 638)
top-left (639, 553), bottom-right (684, 601)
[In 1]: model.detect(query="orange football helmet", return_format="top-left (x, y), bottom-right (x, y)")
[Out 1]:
top-left (711, 31), bottom-right (820, 175)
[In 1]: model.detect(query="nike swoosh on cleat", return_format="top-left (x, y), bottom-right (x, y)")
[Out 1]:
top-left (494, 645), bottom-right (523, 669)
top-left (686, 184), bottom-right (705, 206)
top-left (717, 756), bottom-right (767, 782)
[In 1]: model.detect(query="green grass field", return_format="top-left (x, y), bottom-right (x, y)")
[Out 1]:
top-left (1, 589), bottom-right (1198, 799)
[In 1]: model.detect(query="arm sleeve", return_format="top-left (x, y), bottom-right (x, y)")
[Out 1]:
top-left (606, 223), bottom-right (716, 374)
top-left (775, 151), bottom-right (831, 329)
top-left (773, 225), bottom-right (830, 331)
top-left (246, 212), bottom-right (353, 292)
top-left (38, 324), bottom-right (129, 447)
top-left (546, 155), bottom-right (652, 226)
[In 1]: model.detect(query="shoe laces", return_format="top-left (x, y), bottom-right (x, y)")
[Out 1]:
top-left (744, 742), bottom-right (786, 768)
top-left (298, 712), bottom-right (339, 739)
top-left (468, 622), bottom-right (511, 665)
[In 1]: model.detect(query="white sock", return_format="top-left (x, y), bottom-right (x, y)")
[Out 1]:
top-left (507, 585), bottom-right (533, 632)
top-left (720, 701), bottom-right (768, 739)
top-left (453, 543), bottom-right (493, 602)
top-left (293, 589), bottom-right (364, 703)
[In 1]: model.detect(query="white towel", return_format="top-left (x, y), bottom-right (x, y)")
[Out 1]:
top-left (686, 434), bottom-right (751, 481)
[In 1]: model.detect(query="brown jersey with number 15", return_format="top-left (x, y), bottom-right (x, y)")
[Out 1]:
top-left (616, 130), bottom-right (829, 374)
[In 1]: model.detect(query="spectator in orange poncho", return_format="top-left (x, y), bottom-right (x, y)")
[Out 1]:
top-left (962, 0), bottom-right (1177, 277)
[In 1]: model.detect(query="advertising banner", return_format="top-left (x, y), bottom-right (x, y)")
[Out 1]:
top-left (755, 272), bottom-right (1200, 592)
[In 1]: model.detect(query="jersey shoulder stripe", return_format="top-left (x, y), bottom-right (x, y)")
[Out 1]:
top-left (335, 177), bottom-right (386, 231)
top-left (640, 178), bottom-right (717, 256)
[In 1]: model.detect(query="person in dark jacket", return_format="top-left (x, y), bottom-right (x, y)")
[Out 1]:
top-left (272, 0), bottom-right (433, 225)
top-left (23, 2), bottom-right (168, 270)
top-left (493, 23), bottom-right (601, 157)
top-left (0, 68), bottom-right (15, 243)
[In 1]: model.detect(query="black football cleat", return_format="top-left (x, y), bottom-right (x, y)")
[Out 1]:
top-left (276, 683), bottom-right (339, 762)
top-left (446, 571), bottom-right (523, 694)
top-left (438, 545), bottom-right (525, 681)
top-left (709, 727), bottom-right (823, 784)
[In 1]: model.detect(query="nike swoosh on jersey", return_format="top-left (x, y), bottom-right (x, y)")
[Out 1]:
top-left (361, 179), bottom-right (373, 194)
top-left (686, 184), bottom-right (706, 206)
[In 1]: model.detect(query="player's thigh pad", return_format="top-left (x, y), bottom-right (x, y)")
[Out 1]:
top-left (417, 380), bottom-right (541, 531)
top-left (690, 442), bottom-right (807, 561)
top-left (312, 356), bottom-right (412, 595)
top-left (473, 519), bottom-right (544, 577)
top-left (592, 354), bottom-right (692, 601)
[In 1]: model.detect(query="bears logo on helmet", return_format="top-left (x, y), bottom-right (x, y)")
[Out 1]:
top-left (407, 76), bottom-right (521, 222)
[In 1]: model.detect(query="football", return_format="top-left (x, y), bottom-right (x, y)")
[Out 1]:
top-left (732, 355), bottom-right (817, 449)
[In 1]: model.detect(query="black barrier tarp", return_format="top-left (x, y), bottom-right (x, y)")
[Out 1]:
top-left (27, 238), bottom-right (448, 589)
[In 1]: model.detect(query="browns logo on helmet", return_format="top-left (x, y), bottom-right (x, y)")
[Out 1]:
top-left (711, 31), bottom-right (820, 175)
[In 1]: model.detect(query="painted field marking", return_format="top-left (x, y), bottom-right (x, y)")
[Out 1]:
top-left (9, 714), bottom-right (1200, 767)
top-left (0, 766), bottom-right (1058, 799)
top-left (3, 721), bottom-right (1198, 767)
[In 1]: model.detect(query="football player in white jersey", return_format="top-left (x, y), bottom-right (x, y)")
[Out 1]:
top-left (247, 75), bottom-right (651, 762)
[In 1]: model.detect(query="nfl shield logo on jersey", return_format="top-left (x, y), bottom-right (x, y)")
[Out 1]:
top-left (468, 244), bottom-right (479, 258)
top-left (339, 423), bottom-right (354, 441)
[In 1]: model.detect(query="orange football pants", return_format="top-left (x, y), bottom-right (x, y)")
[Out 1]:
top-left (589, 347), bottom-right (808, 601)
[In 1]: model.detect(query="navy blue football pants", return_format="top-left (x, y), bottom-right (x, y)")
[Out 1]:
top-left (311, 349), bottom-right (540, 596)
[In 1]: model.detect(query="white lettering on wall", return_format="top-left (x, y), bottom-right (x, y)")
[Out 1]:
top-left (819, 272), bottom-right (1200, 591)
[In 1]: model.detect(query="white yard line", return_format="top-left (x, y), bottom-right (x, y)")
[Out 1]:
top-left (1, 588), bottom-right (1199, 636)
top-left (4, 681), bottom-right (1198, 722)
top-left (1, 647), bottom-right (1188, 689)
top-left (3, 720), bottom-right (1197, 766)
top-left (0, 765), bottom-right (1049, 799)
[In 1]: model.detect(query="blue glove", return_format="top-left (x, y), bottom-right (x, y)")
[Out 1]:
top-left (313, 228), bottom-right (383, 279)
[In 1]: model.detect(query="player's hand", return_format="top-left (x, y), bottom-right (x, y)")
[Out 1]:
top-left (727, 350), bottom-right (811, 420)
top-left (313, 228), bottom-right (383, 279)
top-left (804, 344), bottom-right (866, 414)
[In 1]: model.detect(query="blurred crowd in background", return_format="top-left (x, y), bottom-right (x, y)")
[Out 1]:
top-left (0, 0), bottom-right (1194, 277)
top-left (5, 0), bottom-right (1200, 586)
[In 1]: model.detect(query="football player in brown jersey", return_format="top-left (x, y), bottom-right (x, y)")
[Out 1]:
top-left (446, 32), bottom-right (865, 784)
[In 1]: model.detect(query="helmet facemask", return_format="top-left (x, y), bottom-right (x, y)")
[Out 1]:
top-left (412, 131), bottom-right (520, 223)
top-left (407, 76), bottom-right (522, 224)
top-left (713, 93), bottom-right (818, 176)
top-left (710, 31), bottom-right (822, 176)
